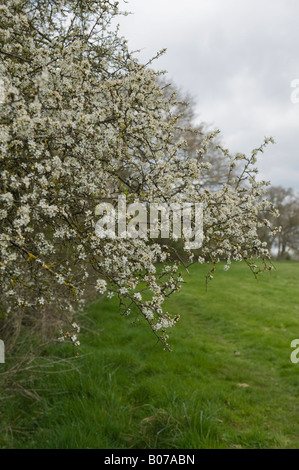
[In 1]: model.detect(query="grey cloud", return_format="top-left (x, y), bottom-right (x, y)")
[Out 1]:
top-left (119, 0), bottom-right (299, 190)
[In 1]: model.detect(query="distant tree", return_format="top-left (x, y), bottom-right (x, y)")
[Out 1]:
top-left (259, 186), bottom-right (299, 259)
top-left (160, 80), bottom-right (234, 190)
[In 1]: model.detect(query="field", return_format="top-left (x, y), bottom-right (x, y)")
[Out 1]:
top-left (1, 260), bottom-right (299, 449)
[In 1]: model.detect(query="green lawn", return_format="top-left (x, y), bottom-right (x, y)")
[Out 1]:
top-left (1, 260), bottom-right (299, 449)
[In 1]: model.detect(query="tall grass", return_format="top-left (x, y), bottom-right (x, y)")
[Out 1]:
top-left (1, 261), bottom-right (299, 449)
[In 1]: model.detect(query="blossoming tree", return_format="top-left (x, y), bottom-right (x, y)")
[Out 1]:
top-left (0, 0), bottom-right (277, 350)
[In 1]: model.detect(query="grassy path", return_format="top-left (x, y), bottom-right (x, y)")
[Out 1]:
top-left (2, 261), bottom-right (299, 448)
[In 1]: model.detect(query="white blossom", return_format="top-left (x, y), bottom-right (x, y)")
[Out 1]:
top-left (0, 0), bottom-right (277, 351)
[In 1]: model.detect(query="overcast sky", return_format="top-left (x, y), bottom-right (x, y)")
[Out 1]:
top-left (118, 0), bottom-right (299, 191)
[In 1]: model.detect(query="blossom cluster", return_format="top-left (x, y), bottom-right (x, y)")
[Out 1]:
top-left (0, 0), bottom-right (278, 350)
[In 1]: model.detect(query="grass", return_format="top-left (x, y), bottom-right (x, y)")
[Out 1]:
top-left (1, 260), bottom-right (299, 449)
